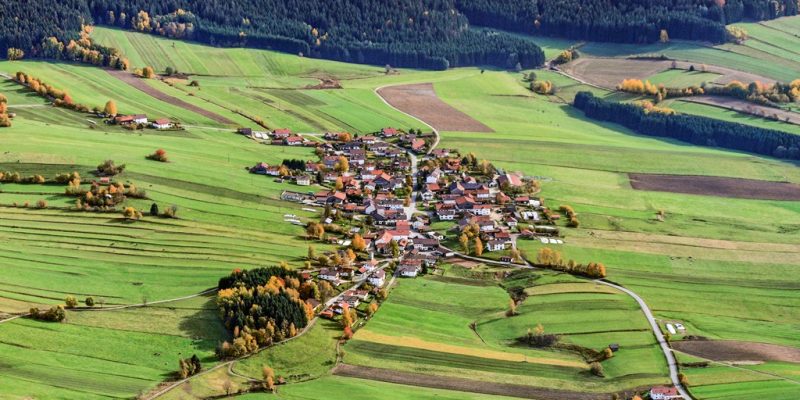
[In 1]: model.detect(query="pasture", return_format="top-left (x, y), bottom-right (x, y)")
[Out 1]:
top-left (344, 273), bottom-right (669, 393)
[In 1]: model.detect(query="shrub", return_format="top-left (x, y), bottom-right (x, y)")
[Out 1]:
top-left (146, 149), bottom-right (168, 162)
top-left (96, 160), bottom-right (125, 176)
top-left (162, 205), bottom-right (179, 218)
top-left (35, 199), bottom-right (47, 209)
top-left (84, 297), bottom-right (95, 307)
top-left (29, 305), bottom-right (65, 322)
top-left (122, 207), bottom-right (142, 220)
top-left (64, 295), bottom-right (78, 308)
top-left (590, 362), bottom-right (604, 377)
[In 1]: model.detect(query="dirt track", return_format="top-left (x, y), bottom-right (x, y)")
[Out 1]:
top-left (673, 340), bottom-right (800, 363)
top-left (628, 173), bottom-right (800, 200)
top-left (333, 364), bottom-right (608, 400)
top-left (377, 83), bottom-right (494, 132)
top-left (107, 70), bottom-right (235, 125)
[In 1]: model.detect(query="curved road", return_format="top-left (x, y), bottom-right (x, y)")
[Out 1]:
top-left (596, 280), bottom-right (691, 400)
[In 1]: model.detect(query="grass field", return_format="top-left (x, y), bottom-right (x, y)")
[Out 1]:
top-left (0, 22), bottom-right (798, 400)
top-left (344, 273), bottom-right (669, 393)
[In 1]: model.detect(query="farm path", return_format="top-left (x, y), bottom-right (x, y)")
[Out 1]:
top-left (594, 280), bottom-right (691, 400)
top-left (0, 287), bottom-right (216, 324)
top-left (106, 70), bottom-right (236, 125)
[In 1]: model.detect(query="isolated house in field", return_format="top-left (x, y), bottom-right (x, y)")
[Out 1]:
top-left (151, 118), bottom-right (172, 129)
top-left (249, 162), bottom-right (270, 174)
top-left (114, 115), bottom-right (134, 125)
top-left (649, 386), bottom-right (680, 400)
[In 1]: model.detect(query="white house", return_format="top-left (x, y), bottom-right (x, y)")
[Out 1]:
top-left (132, 114), bottom-right (148, 124)
top-left (296, 175), bottom-right (311, 186)
top-left (151, 118), bottom-right (172, 129)
top-left (368, 269), bottom-right (386, 287)
top-left (486, 240), bottom-right (507, 252)
top-left (649, 386), bottom-right (680, 400)
top-left (399, 265), bottom-right (419, 278)
top-left (318, 268), bottom-right (341, 284)
top-left (437, 209), bottom-right (456, 221)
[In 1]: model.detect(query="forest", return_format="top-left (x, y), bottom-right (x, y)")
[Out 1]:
top-left (573, 91), bottom-right (800, 160)
top-left (456, 0), bottom-right (799, 44)
top-left (0, 0), bottom-right (544, 70)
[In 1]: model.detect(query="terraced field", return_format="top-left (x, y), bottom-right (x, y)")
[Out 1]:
top-left (344, 273), bottom-right (669, 394)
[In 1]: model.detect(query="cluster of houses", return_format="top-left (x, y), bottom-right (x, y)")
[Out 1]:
top-left (419, 160), bottom-right (550, 252)
top-left (112, 114), bottom-right (175, 130)
top-left (238, 127), bottom-right (311, 146)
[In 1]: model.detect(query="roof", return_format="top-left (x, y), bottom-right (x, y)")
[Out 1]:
top-left (650, 386), bottom-right (678, 396)
top-left (153, 118), bottom-right (171, 125)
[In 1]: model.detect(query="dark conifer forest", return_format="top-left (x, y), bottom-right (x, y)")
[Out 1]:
top-left (574, 92), bottom-right (800, 160)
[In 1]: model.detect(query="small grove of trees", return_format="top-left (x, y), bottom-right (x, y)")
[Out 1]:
top-left (177, 354), bottom-right (202, 379)
top-left (146, 149), bottom-right (169, 162)
top-left (0, 172), bottom-right (45, 184)
top-left (29, 305), bottom-right (65, 322)
top-left (96, 160), bottom-right (126, 176)
top-left (122, 206), bottom-right (143, 220)
top-left (13, 71), bottom-right (92, 113)
top-left (517, 323), bottom-right (559, 347)
top-left (574, 91), bottom-right (800, 160)
top-left (215, 267), bottom-right (312, 359)
top-left (0, 93), bottom-right (10, 128)
top-left (536, 248), bottom-right (607, 278)
top-left (306, 221), bottom-right (325, 240)
top-left (559, 205), bottom-right (580, 228)
top-left (7, 48), bottom-right (24, 61)
top-left (39, 26), bottom-right (130, 70)
top-left (262, 365), bottom-right (276, 392)
top-left (726, 26), bottom-right (749, 43)
top-left (553, 48), bottom-right (580, 65)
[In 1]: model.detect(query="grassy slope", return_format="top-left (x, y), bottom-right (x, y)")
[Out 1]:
top-left (0, 24), bottom-right (797, 400)
top-left (345, 275), bottom-right (669, 392)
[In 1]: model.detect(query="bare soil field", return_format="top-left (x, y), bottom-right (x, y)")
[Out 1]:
top-left (673, 340), bottom-right (800, 363)
top-left (333, 364), bottom-right (607, 400)
top-left (561, 57), bottom-right (775, 90)
top-left (560, 58), bottom-right (673, 89)
top-left (628, 173), bottom-right (800, 200)
top-left (377, 83), bottom-right (494, 132)
top-left (681, 96), bottom-right (800, 125)
top-left (107, 70), bottom-right (235, 125)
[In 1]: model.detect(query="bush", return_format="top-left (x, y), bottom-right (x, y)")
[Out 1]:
top-left (162, 204), bottom-right (179, 218)
top-left (146, 149), bottom-right (168, 162)
top-left (85, 297), bottom-right (95, 307)
top-left (29, 305), bottom-right (65, 322)
top-left (590, 362), bottom-right (604, 377)
top-left (64, 295), bottom-right (78, 309)
top-left (35, 199), bottom-right (47, 209)
top-left (96, 160), bottom-right (125, 176)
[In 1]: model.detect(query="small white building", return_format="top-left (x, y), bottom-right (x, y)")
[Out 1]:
top-left (296, 175), bottom-right (311, 186)
top-left (132, 114), bottom-right (148, 124)
top-left (398, 266), bottom-right (419, 278)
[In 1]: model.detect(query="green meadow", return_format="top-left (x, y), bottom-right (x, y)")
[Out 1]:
top-left (0, 21), bottom-right (797, 400)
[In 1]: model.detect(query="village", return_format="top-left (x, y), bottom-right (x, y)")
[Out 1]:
top-left (240, 125), bottom-right (568, 320)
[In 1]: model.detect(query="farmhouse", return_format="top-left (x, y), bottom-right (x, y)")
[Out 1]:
top-left (151, 118), bottom-right (173, 129)
top-left (284, 136), bottom-right (304, 146)
top-left (498, 173), bottom-right (523, 188)
top-left (398, 265), bottom-right (419, 278)
top-left (295, 175), bottom-right (311, 186)
top-left (272, 128), bottom-right (292, 138)
top-left (486, 240), bottom-right (507, 252)
top-left (649, 386), bottom-right (680, 400)
top-left (381, 127), bottom-right (399, 137)
top-left (318, 267), bottom-right (342, 284)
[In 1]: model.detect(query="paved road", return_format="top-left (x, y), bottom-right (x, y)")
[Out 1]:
top-left (595, 280), bottom-right (691, 400)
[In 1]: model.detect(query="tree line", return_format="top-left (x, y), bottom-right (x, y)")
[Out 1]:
top-left (1, 0), bottom-right (544, 70)
top-left (455, 0), bottom-right (798, 44)
top-left (574, 91), bottom-right (800, 160)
